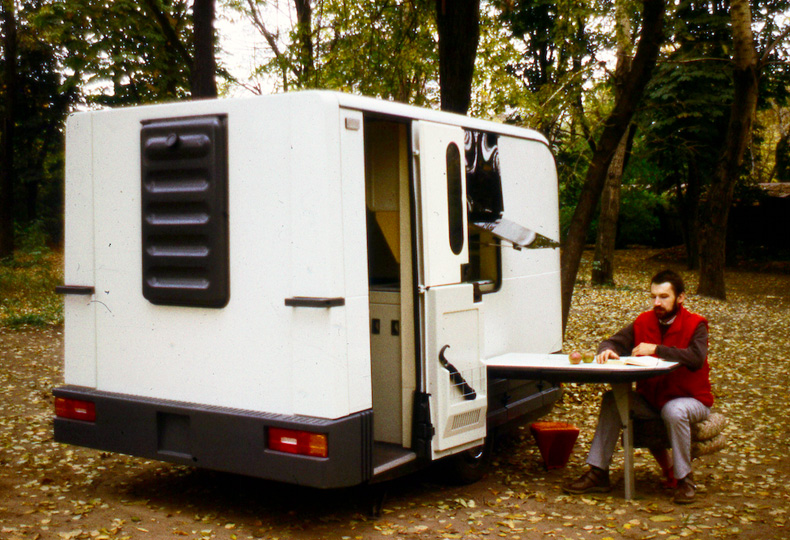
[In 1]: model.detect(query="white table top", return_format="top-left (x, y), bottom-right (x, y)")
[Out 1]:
top-left (484, 353), bottom-right (678, 383)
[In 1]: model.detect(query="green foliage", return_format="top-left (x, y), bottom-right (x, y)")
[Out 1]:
top-left (638, 12), bottom-right (733, 195)
top-left (0, 1), bottom-right (77, 245)
top-left (495, 0), bottom-right (604, 92)
top-left (0, 250), bottom-right (63, 328)
top-left (15, 220), bottom-right (51, 254)
top-left (231, 0), bottom-right (438, 105)
top-left (617, 187), bottom-right (666, 246)
top-left (614, 156), bottom-right (675, 247)
top-left (489, 0), bottom-right (616, 142)
top-left (638, 0), bottom-right (790, 190)
top-left (34, 0), bottom-right (195, 106)
top-left (642, 56), bottom-right (731, 139)
top-left (2, 0), bottom-right (209, 248)
top-left (470, 7), bottom-right (527, 118)
top-left (0, 0), bottom-right (787, 264)
top-left (316, 0), bottom-right (438, 105)
top-left (753, 0), bottom-right (790, 108)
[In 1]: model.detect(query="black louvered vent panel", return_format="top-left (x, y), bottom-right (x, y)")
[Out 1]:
top-left (141, 116), bottom-right (229, 307)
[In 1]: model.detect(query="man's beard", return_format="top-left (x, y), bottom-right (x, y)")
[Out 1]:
top-left (654, 300), bottom-right (679, 322)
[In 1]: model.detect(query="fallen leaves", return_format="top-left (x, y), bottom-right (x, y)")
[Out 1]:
top-left (0, 250), bottom-right (64, 327)
top-left (648, 514), bottom-right (675, 522)
top-left (1, 248), bottom-right (789, 540)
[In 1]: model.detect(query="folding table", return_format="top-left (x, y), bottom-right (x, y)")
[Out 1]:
top-left (484, 353), bottom-right (679, 499)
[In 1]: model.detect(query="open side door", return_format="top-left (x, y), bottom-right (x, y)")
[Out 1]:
top-left (412, 121), bottom-right (487, 459)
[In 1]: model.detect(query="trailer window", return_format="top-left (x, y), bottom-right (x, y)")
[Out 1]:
top-left (462, 129), bottom-right (503, 294)
top-left (464, 130), bottom-right (503, 223)
top-left (446, 143), bottom-right (465, 256)
top-left (466, 229), bottom-right (501, 293)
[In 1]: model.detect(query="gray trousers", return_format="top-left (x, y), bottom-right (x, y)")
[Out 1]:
top-left (586, 390), bottom-right (710, 481)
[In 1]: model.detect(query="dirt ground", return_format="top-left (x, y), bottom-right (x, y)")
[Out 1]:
top-left (1, 249), bottom-right (789, 540)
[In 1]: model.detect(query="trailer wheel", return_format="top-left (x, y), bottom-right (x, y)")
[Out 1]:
top-left (440, 439), bottom-right (491, 485)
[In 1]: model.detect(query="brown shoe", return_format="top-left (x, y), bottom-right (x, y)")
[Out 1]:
top-left (673, 475), bottom-right (696, 504)
top-left (563, 467), bottom-right (611, 494)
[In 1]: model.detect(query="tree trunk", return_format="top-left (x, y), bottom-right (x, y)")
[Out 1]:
top-left (592, 130), bottom-right (628, 285)
top-left (294, 0), bottom-right (314, 87)
top-left (192, 0), bottom-right (217, 98)
top-left (774, 126), bottom-right (789, 182)
top-left (673, 164), bottom-right (700, 269)
top-left (697, 0), bottom-right (759, 299)
top-left (435, 0), bottom-right (480, 114)
top-left (560, 0), bottom-right (665, 328)
top-left (0, 0), bottom-right (17, 257)
top-left (591, 0), bottom-right (633, 287)
top-left (685, 162), bottom-right (701, 269)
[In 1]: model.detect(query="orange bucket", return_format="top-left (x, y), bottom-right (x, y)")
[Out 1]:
top-left (529, 422), bottom-right (580, 469)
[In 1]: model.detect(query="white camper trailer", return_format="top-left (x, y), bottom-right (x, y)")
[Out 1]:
top-left (54, 91), bottom-right (564, 488)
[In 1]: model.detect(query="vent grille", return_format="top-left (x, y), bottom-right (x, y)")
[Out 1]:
top-left (140, 116), bottom-right (229, 307)
top-left (451, 409), bottom-right (481, 431)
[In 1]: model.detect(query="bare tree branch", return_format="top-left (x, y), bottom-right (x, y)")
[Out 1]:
top-left (246, 0), bottom-right (284, 60)
top-left (760, 23), bottom-right (790, 66)
top-left (658, 57), bottom-right (731, 64)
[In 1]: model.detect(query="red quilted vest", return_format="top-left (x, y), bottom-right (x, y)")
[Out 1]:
top-left (634, 306), bottom-right (713, 410)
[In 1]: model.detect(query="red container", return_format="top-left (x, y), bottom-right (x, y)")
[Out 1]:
top-left (530, 422), bottom-right (580, 469)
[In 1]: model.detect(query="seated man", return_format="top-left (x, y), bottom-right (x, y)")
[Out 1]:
top-left (563, 269), bottom-right (712, 504)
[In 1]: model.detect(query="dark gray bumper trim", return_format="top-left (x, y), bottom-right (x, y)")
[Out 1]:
top-left (53, 386), bottom-right (373, 489)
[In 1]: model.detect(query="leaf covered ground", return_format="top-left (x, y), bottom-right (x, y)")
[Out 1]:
top-left (0, 251), bottom-right (64, 328)
top-left (1, 248), bottom-right (788, 540)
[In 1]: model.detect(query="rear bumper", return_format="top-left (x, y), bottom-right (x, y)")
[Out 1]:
top-left (53, 386), bottom-right (373, 489)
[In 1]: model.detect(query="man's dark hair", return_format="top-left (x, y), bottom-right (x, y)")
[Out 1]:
top-left (651, 269), bottom-right (685, 296)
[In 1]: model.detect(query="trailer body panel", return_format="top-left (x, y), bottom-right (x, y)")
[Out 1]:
top-left (56, 91), bottom-right (563, 488)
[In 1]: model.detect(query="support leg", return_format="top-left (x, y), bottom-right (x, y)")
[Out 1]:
top-left (612, 383), bottom-right (634, 500)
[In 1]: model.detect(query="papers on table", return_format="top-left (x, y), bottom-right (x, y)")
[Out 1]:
top-left (607, 356), bottom-right (661, 367)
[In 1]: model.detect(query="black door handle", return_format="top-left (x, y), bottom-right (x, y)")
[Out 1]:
top-left (438, 345), bottom-right (477, 400)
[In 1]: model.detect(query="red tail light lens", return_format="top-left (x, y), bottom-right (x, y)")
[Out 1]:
top-left (55, 397), bottom-right (96, 422)
top-left (267, 427), bottom-right (328, 458)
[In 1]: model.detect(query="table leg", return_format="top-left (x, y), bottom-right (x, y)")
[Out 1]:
top-left (612, 382), bottom-right (634, 500)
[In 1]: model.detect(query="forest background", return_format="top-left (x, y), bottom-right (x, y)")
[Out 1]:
top-left (1, 0), bottom-right (789, 328)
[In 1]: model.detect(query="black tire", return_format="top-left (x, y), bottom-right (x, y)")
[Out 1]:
top-left (438, 439), bottom-right (491, 485)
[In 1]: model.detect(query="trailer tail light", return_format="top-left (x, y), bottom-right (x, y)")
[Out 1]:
top-left (55, 397), bottom-right (96, 422)
top-left (267, 427), bottom-right (328, 458)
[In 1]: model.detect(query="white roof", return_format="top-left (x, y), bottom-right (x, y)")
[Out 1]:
top-left (76, 89), bottom-right (550, 147)
top-left (326, 91), bottom-right (549, 145)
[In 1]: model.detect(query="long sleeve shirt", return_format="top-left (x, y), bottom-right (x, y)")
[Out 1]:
top-left (597, 321), bottom-right (708, 371)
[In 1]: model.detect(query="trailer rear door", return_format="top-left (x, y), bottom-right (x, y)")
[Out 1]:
top-left (412, 121), bottom-right (487, 459)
